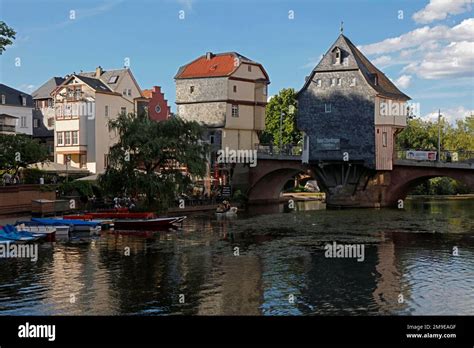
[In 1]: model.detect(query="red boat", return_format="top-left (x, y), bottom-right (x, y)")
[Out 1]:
top-left (63, 212), bottom-right (156, 220)
top-left (113, 217), bottom-right (186, 231)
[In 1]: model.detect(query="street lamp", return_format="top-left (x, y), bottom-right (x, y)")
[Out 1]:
top-left (437, 109), bottom-right (442, 162)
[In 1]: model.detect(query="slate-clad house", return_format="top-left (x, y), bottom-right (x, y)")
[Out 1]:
top-left (32, 77), bottom-right (65, 158)
top-left (0, 84), bottom-right (34, 135)
top-left (297, 34), bottom-right (410, 171)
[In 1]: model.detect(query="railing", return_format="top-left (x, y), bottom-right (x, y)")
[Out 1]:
top-left (396, 149), bottom-right (474, 163)
top-left (257, 144), bottom-right (303, 157)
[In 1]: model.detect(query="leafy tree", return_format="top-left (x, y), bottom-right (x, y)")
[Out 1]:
top-left (0, 21), bottom-right (16, 54)
top-left (261, 88), bottom-right (301, 145)
top-left (0, 134), bottom-right (49, 176)
top-left (98, 113), bottom-right (208, 209)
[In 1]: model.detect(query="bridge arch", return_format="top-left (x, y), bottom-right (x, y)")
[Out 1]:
top-left (385, 164), bottom-right (474, 204)
top-left (246, 159), bottom-right (313, 203)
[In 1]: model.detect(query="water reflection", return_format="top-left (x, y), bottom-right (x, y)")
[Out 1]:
top-left (0, 200), bottom-right (473, 315)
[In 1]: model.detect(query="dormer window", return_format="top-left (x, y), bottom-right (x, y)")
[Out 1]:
top-left (22, 96), bottom-right (26, 106)
top-left (1, 95), bottom-right (5, 104)
top-left (333, 47), bottom-right (342, 65)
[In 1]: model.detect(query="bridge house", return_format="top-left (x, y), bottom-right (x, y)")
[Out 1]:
top-left (297, 33), bottom-right (410, 171)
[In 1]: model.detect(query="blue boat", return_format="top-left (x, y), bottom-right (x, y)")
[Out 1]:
top-left (30, 218), bottom-right (101, 236)
top-left (0, 225), bottom-right (41, 242)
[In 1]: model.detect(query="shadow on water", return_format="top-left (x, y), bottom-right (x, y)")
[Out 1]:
top-left (0, 199), bottom-right (472, 315)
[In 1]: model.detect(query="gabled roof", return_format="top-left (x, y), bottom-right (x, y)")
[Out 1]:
top-left (300, 34), bottom-right (410, 100)
top-left (0, 84), bottom-right (34, 107)
top-left (32, 77), bottom-right (65, 99)
top-left (175, 52), bottom-right (268, 80)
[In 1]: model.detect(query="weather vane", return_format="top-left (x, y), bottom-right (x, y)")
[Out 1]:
top-left (340, 21), bottom-right (344, 34)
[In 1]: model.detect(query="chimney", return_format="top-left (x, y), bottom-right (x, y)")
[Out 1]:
top-left (95, 66), bottom-right (103, 78)
top-left (206, 52), bottom-right (214, 60)
top-left (153, 86), bottom-right (161, 93)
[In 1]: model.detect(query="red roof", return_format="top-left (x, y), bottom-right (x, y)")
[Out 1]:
top-left (176, 53), bottom-right (241, 79)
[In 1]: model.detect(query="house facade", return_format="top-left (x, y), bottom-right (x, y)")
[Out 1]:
top-left (297, 34), bottom-right (410, 171)
top-left (175, 52), bottom-right (270, 152)
top-left (32, 77), bottom-right (65, 158)
top-left (52, 67), bottom-right (143, 173)
top-left (0, 84), bottom-right (34, 135)
top-left (142, 86), bottom-right (171, 121)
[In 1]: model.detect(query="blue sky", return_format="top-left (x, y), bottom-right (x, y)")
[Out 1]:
top-left (1, 0), bottom-right (473, 122)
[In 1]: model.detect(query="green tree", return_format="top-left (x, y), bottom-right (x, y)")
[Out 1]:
top-left (98, 113), bottom-right (208, 209)
top-left (0, 134), bottom-right (49, 176)
top-left (0, 21), bottom-right (16, 54)
top-left (261, 88), bottom-right (301, 146)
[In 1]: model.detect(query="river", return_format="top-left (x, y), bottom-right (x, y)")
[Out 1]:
top-left (0, 199), bottom-right (473, 315)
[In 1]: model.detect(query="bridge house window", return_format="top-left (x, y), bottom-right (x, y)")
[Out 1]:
top-left (325, 103), bottom-right (332, 113)
top-left (231, 104), bottom-right (239, 117)
top-left (190, 86), bottom-right (194, 94)
top-left (331, 78), bottom-right (336, 87)
top-left (337, 78), bottom-right (342, 86)
top-left (350, 77), bottom-right (357, 87)
top-left (316, 79), bottom-right (322, 87)
top-left (382, 132), bottom-right (388, 147)
top-left (1, 94), bottom-right (5, 104)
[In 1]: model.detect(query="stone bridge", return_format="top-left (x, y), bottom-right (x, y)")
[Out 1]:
top-left (244, 155), bottom-right (474, 208)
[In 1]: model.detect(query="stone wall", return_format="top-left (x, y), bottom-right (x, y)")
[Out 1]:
top-left (0, 185), bottom-right (56, 215)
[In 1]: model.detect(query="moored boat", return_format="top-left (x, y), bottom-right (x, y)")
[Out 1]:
top-left (113, 217), bottom-right (186, 231)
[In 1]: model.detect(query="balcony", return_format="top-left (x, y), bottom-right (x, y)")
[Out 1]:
top-left (0, 124), bottom-right (16, 133)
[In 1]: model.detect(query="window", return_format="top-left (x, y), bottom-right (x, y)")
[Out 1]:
top-left (67, 87), bottom-right (74, 99)
top-left (75, 87), bottom-right (81, 100)
top-left (263, 85), bottom-right (267, 96)
top-left (209, 134), bottom-right (215, 144)
top-left (127, 89), bottom-right (132, 96)
top-left (122, 89), bottom-right (127, 95)
top-left (247, 65), bottom-right (252, 72)
top-left (72, 131), bottom-right (78, 145)
top-left (350, 78), bottom-right (357, 87)
top-left (65, 131), bottom-right (71, 145)
top-left (155, 105), bottom-right (161, 113)
top-left (337, 78), bottom-right (342, 86)
top-left (373, 74), bottom-right (378, 85)
top-left (48, 99), bottom-right (53, 107)
top-left (231, 104), bottom-right (239, 117)
top-left (108, 76), bottom-right (119, 84)
top-left (22, 96), bottom-right (26, 106)
top-left (105, 105), bottom-right (109, 117)
top-left (20, 116), bottom-right (27, 128)
top-left (48, 117), bottom-right (54, 127)
top-left (316, 79), bottom-right (322, 87)
top-left (382, 132), bottom-right (388, 147)
top-left (1, 95), bottom-right (5, 104)
top-left (331, 78), bottom-right (336, 86)
top-left (121, 107), bottom-right (126, 115)
top-left (104, 154), bottom-right (109, 169)
top-left (325, 103), bottom-right (331, 113)
top-left (190, 86), bottom-right (194, 93)
top-left (233, 85), bottom-right (237, 93)
top-left (33, 119), bottom-right (39, 128)
top-left (57, 132), bottom-right (63, 145)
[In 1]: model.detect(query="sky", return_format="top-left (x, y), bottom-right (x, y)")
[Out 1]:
top-left (1, 0), bottom-right (473, 123)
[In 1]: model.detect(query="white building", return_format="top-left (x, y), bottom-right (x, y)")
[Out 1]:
top-left (0, 84), bottom-right (34, 135)
top-left (52, 67), bottom-right (143, 173)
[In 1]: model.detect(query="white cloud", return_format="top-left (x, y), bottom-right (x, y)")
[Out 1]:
top-left (371, 55), bottom-right (392, 67)
top-left (403, 40), bottom-right (474, 79)
top-left (358, 18), bottom-right (474, 80)
top-left (413, 0), bottom-right (472, 24)
top-left (359, 18), bottom-right (474, 55)
top-left (422, 106), bottom-right (473, 124)
top-left (395, 75), bottom-right (412, 89)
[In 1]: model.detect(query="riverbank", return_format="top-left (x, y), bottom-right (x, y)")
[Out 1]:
top-left (407, 194), bottom-right (474, 200)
